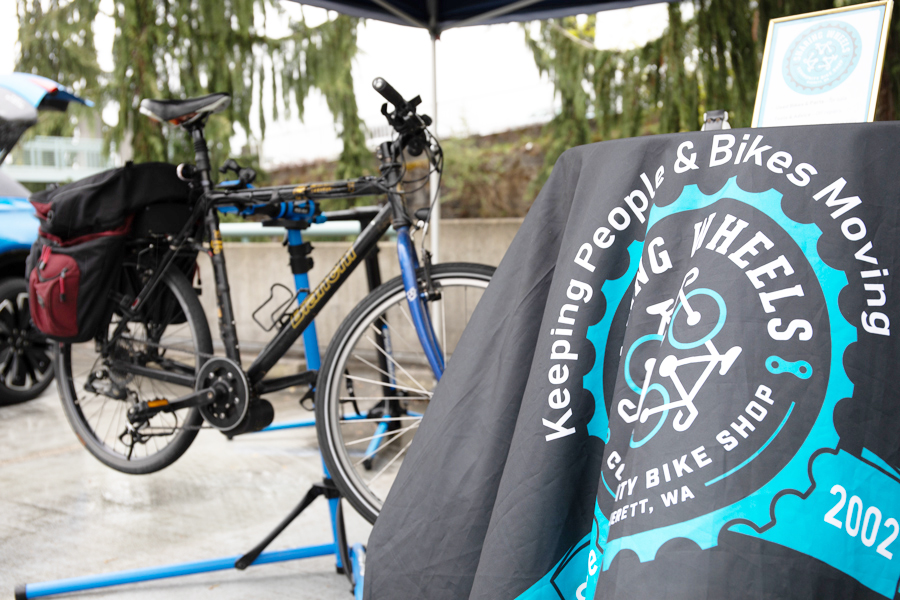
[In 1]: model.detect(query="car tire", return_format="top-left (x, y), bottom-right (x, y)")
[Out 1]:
top-left (0, 277), bottom-right (55, 405)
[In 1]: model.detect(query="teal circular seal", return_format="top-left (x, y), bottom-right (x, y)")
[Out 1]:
top-left (783, 21), bottom-right (861, 95)
top-left (585, 178), bottom-right (855, 570)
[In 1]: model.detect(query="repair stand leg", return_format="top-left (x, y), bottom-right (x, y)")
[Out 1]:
top-left (235, 478), bottom-right (343, 570)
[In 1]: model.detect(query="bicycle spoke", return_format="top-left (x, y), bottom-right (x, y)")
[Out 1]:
top-left (85, 396), bottom-right (108, 426)
top-left (339, 396), bottom-right (429, 401)
top-left (315, 267), bottom-right (491, 523)
top-left (350, 352), bottom-right (401, 386)
top-left (354, 348), bottom-right (430, 395)
top-left (367, 318), bottom-right (416, 352)
top-left (56, 267), bottom-right (211, 473)
top-left (353, 422), bottom-right (417, 465)
top-left (103, 399), bottom-right (120, 449)
top-left (343, 374), bottom-right (433, 396)
top-left (339, 415), bottom-right (424, 423)
top-left (366, 308), bottom-right (418, 352)
top-left (345, 420), bottom-right (422, 448)
top-left (363, 334), bottom-right (432, 393)
top-left (398, 303), bottom-right (417, 333)
top-left (366, 434), bottom-right (417, 486)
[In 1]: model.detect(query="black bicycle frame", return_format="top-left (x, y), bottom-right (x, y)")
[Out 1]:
top-left (243, 202), bottom-right (393, 385)
top-left (108, 123), bottom-right (414, 403)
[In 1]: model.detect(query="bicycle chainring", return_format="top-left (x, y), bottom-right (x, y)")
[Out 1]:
top-left (196, 357), bottom-right (249, 432)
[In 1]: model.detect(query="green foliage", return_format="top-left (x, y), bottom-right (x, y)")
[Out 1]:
top-left (297, 16), bottom-right (372, 179)
top-left (525, 17), bottom-right (594, 193)
top-left (526, 0), bottom-right (900, 193)
top-left (15, 0), bottom-right (368, 176)
top-left (14, 0), bottom-right (102, 137)
top-left (439, 133), bottom-right (543, 218)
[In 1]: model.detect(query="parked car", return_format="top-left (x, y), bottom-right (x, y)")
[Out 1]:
top-left (0, 73), bottom-right (89, 404)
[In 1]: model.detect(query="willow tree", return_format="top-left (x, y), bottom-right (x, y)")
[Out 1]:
top-left (525, 16), bottom-right (595, 189)
top-left (15, 0), bottom-right (369, 175)
top-left (527, 0), bottom-right (900, 190)
top-left (14, 0), bottom-right (102, 137)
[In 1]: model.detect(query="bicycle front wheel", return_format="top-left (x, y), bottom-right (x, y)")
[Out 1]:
top-left (57, 267), bottom-right (212, 474)
top-left (316, 262), bottom-right (494, 523)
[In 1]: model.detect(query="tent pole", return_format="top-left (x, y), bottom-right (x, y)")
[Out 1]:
top-left (428, 33), bottom-right (444, 350)
top-left (429, 33), bottom-right (440, 266)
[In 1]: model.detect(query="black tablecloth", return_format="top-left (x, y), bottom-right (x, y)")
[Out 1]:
top-left (365, 122), bottom-right (900, 600)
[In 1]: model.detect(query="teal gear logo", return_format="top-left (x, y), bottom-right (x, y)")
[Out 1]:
top-left (584, 177), bottom-right (855, 577)
top-left (783, 21), bottom-right (861, 95)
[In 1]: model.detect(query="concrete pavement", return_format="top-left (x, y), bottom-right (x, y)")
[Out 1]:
top-left (0, 383), bottom-right (373, 599)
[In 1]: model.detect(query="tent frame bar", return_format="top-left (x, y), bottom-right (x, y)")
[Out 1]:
top-left (441, 0), bottom-right (546, 31)
top-left (370, 0), bottom-right (429, 28)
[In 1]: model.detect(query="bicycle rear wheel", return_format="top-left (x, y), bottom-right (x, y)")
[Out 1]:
top-left (57, 267), bottom-right (212, 474)
top-left (316, 262), bottom-right (494, 523)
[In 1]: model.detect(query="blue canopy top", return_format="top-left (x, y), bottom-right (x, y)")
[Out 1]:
top-left (289, 0), bottom-right (664, 35)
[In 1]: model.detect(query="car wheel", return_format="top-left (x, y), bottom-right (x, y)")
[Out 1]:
top-left (0, 277), bottom-right (55, 405)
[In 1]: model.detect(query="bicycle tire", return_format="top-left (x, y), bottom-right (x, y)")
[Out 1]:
top-left (57, 267), bottom-right (212, 474)
top-left (316, 262), bottom-right (495, 523)
top-left (0, 278), bottom-right (55, 405)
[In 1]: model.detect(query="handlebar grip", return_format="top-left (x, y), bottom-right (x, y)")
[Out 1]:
top-left (373, 77), bottom-right (407, 110)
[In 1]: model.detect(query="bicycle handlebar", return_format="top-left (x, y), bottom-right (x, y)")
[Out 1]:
top-left (372, 77), bottom-right (434, 159)
top-left (372, 77), bottom-right (407, 111)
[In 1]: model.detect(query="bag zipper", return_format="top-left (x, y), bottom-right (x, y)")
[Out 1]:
top-left (38, 245), bottom-right (51, 270)
top-left (36, 246), bottom-right (70, 302)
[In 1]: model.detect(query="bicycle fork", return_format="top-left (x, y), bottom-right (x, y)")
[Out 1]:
top-left (397, 226), bottom-right (445, 377)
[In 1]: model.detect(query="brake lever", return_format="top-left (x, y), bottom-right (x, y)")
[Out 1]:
top-left (219, 158), bottom-right (240, 174)
top-left (219, 158), bottom-right (257, 187)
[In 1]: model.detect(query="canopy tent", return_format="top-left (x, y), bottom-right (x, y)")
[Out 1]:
top-left (287, 0), bottom-right (666, 262)
top-left (292, 0), bottom-right (665, 36)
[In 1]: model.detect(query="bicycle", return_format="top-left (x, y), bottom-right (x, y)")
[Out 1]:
top-left (617, 267), bottom-right (741, 448)
top-left (55, 78), bottom-right (494, 523)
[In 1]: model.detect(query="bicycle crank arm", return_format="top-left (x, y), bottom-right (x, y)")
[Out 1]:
top-left (127, 387), bottom-right (218, 423)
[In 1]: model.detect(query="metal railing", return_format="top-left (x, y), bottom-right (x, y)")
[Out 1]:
top-left (220, 221), bottom-right (363, 240)
top-left (3, 136), bottom-right (114, 183)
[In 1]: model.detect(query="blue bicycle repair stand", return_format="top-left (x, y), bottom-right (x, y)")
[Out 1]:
top-left (15, 226), bottom-right (366, 600)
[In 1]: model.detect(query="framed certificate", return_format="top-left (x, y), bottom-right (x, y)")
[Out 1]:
top-left (752, 0), bottom-right (893, 127)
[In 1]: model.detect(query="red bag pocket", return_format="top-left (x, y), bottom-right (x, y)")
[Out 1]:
top-left (26, 230), bottom-right (126, 343)
top-left (29, 246), bottom-right (81, 339)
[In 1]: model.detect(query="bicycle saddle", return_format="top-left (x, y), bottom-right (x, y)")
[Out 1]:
top-left (139, 93), bottom-right (230, 125)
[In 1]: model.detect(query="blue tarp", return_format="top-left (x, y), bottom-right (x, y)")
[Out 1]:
top-left (0, 73), bottom-right (90, 164)
top-left (0, 73), bottom-right (92, 110)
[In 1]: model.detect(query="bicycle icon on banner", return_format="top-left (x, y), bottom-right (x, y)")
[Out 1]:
top-left (617, 268), bottom-right (743, 447)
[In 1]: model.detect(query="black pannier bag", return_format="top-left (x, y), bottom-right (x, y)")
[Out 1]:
top-left (30, 162), bottom-right (190, 238)
top-left (26, 162), bottom-right (192, 343)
